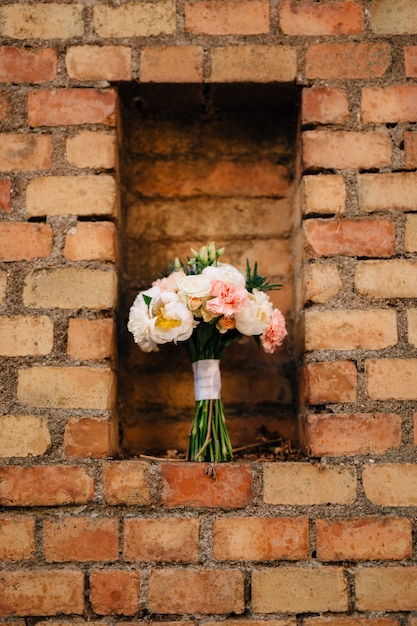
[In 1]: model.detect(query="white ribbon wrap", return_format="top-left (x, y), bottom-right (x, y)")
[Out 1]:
top-left (192, 359), bottom-right (221, 401)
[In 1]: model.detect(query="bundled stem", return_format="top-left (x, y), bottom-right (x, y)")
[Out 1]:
top-left (187, 398), bottom-right (233, 462)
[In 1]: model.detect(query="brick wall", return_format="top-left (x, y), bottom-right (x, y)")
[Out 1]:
top-left (1, 0), bottom-right (417, 622)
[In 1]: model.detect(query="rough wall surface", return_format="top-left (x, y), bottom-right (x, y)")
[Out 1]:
top-left (1, 0), bottom-right (417, 623)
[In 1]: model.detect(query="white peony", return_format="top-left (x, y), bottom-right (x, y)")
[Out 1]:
top-left (150, 291), bottom-right (197, 344)
top-left (202, 263), bottom-right (246, 288)
top-left (127, 287), bottom-right (161, 352)
top-left (177, 274), bottom-right (212, 298)
top-left (235, 289), bottom-right (273, 336)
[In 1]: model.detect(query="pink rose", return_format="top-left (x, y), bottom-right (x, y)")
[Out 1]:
top-left (206, 280), bottom-right (248, 317)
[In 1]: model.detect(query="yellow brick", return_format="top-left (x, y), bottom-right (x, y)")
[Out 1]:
top-left (363, 463), bottom-right (417, 506)
top-left (66, 131), bottom-right (116, 169)
top-left (366, 358), bottom-right (417, 400)
top-left (26, 175), bottom-right (117, 217)
top-left (0, 134), bottom-right (52, 171)
top-left (302, 264), bottom-right (342, 304)
top-left (263, 463), bottom-right (357, 505)
top-left (66, 45), bottom-right (131, 80)
top-left (305, 309), bottom-right (397, 351)
top-left (0, 316), bottom-right (53, 356)
top-left (0, 271), bottom-right (7, 305)
top-left (302, 175), bottom-right (346, 215)
top-left (356, 567), bottom-right (417, 611)
top-left (371, 0), bottom-right (417, 34)
top-left (252, 568), bottom-right (348, 613)
top-left (407, 309), bottom-right (417, 347)
top-left (355, 260), bottom-right (417, 298)
top-left (23, 269), bottom-right (117, 310)
top-left (0, 3), bottom-right (84, 39)
top-left (405, 214), bottom-right (417, 251)
top-left (0, 415), bottom-right (51, 458)
top-left (17, 366), bottom-right (114, 409)
top-left (93, 1), bottom-right (176, 37)
top-left (211, 45), bottom-right (297, 82)
top-left (358, 172), bottom-right (417, 211)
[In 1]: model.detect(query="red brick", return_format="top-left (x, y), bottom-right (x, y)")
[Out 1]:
top-left (44, 517), bottom-right (119, 562)
top-left (415, 414), bottom-right (417, 445)
top-left (149, 569), bottom-right (244, 614)
top-left (28, 89), bottom-right (117, 127)
top-left (303, 130), bottom-right (391, 170)
top-left (0, 465), bottom-right (94, 506)
top-left (0, 179), bottom-right (10, 212)
top-left (0, 134), bottom-right (52, 171)
top-left (67, 318), bottom-right (114, 360)
top-left (306, 43), bottom-right (391, 79)
top-left (302, 87), bottom-right (349, 125)
top-left (103, 461), bottom-right (152, 505)
top-left (405, 46), bottom-right (417, 77)
top-left (0, 47), bottom-right (57, 83)
top-left (0, 223), bottom-right (52, 261)
top-left (0, 515), bottom-right (35, 561)
top-left (404, 131), bottom-right (417, 169)
top-left (301, 361), bottom-right (357, 405)
top-left (161, 463), bottom-right (253, 508)
top-left (185, 0), bottom-right (269, 35)
top-left (0, 93), bottom-right (11, 122)
top-left (140, 46), bottom-right (204, 82)
top-left (304, 413), bottom-right (402, 456)
top-left (64, 221), bottom-right (117, 262)
top-left (280, 0), bottom-right (363, 35)
top-left (64, 416), bottom-right (115, 458)
top-left (304, 218), bottom-right (395, 258)
top-left (316, 517), bottom-right (412, 561)
top-left (362, 85), bottom-right (417, 123)
top-left (213, 517), bottom-right (309, 561)
top-left (133, 160), bottom-right (290, 197)
top-left (305, 619), bottom-right (400, 626)
top-left (124, 518), bottom-right (199, 562)
top-left (89, 569), bottom-right (140, 616)
top-left (0, 570), bottom-right (84, 616)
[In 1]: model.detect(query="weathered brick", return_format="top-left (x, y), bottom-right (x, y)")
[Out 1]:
top-left (302, 175), bottom-right (346, 216)
top-left (0, 570), bottom-right (84, 617)
top-left (23, 268), bottom-right (117, 309)
top-left (0, 515), bottom-right (35, 560)
top-left (89, 569), bottom-right (140, 616)
top-left (210, 45), bottom-right (297, 82)
top-left (306, 43), bottom-right (391, 79)
top-left (124, 518), bottom-right (199, 562)
top-left (366, 358), bottom-right (417, 401)
top-left (0, 223), bottom-right (52, 261)
top-left (64, 416), bottom-right (115, 459)
top-left (64, 222), bottom-right (117, 262)
top-left (304, 413), bottom-right (402, 457)
top-left (305, 309), bottom-right (397, 351)
top-left (252, 567), bottom-right (348, 613)
top-left (405, 215), bottom-right (417, 251)
top-left (43, 517), bottom-right (119, 562)
top-left (301, 361), bottom-right (357, 404)
top-left (0, 134), bottom-right (51, 171)
top-left (140, 46), bottom-right (204, 83)
top-left (303, 130), bottom-right (391, 170)
top-left (356, 260), bottom-right (417, 298)
top-left (205, 622), bottom-right (296, 626)
top-left (302, 87), bottom-right (349, 125)
top-left (371, 0), bottom-right (417, 34)
top-left (356, 567), bottom-right (417, 611)
top-left (404, 131), bottom-right (417, 169)
top-left (27, 175), bottom-right (117, 217)
top-left (93, 1), bottom-right (176, 37)
top-left (358, 172), bottom-right (417, 212)
top-left (161, 463), bottom-right (253, 508)
top-left (0, 465), bottom-right (94, 506)
top-left (263, 463), bottom-right (356, 505)
top-left (304, 218), bottom-right (395, 258)
top-left (405, 46), bottom-right (417, 77)
top-left (280, 0), bottom-right (363, 35)
top-left (213, 517), bottom-right (309, 561)
top-left (0, 414), bottom-right (51, 458)
top-left (302, 264), bottom-right (343, 304)
top-left (0, 179), bottom-right (11, 211)
top-left (305, 618), bottom-right (399, 626)
top-left (28, 89), bottom-right (116, 127)
top-left (363, 463), bottom-right (417, 506)
top-left (185, 0), bottom-right (269, 35)
top-left (415, 414), bottom-right (417, 446)
top-left (0, 4), bottom-right (84, 39)
top-left (0, 315), bottom-right (53, 356)
top-left (362, 86), bottom-right (417, 123)
top-left (66, 131), bottom-right (116, 169)
top-left (407, 309), bottom-right (417, 347)
top-left (0, 47), bottom-right (57, 83)
top-left (17, 366), bottom-right (114, 409)
top-left (67, 318), bottom-right (114, 360)
top-left (66, 45), bottom-right (131, 81)
top-left (103, 461), bottom-right (152, 505)
top-left (149, 569), bottom-right (244, 614)
top-left (316, 517), bottom-right (412, 561)
top-left (0, 271), bottom-right (6, 304)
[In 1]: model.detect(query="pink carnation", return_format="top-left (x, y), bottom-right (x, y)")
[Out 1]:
top-left (261, 308), bottom-right (287, 354)
top-left (206, 280), bottom-right (248, 317)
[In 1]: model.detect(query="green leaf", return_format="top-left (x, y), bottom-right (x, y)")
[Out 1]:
top-left (142, 294), bottom-right (152, 308)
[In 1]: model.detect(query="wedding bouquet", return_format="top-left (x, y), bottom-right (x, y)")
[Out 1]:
top-left (128, 242), bottom-right (287, 462)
